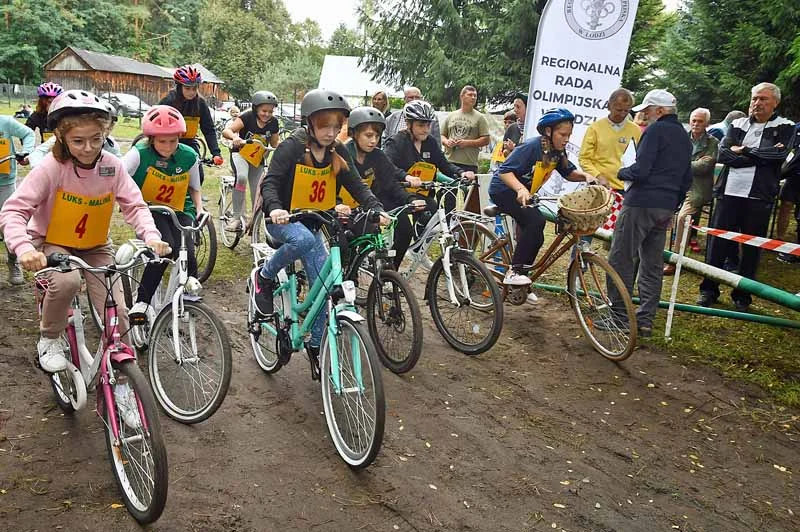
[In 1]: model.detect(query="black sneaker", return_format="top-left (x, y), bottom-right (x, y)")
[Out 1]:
top-left (696, 292), bottom-right (717, 307)
top-left (733, 300), bottom-right (750, 313)
top-left (637, 325), bottom-right (653, 338)
top-left (777, 253), bottom-right (800, 264)
top-left (251, 270), bottom-right (275, 316)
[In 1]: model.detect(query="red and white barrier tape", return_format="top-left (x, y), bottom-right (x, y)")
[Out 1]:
top-left (693, 226), bottom-right (800, 256)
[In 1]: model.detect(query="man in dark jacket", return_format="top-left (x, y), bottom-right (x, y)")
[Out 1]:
top-left (698, 82), bottom-right (795, 310)
top-left (605, 89), bottom-right (692, 337)
top-left (776, 123), bottom-right (800, 263)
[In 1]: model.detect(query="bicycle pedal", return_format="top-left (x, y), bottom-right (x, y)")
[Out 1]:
top-left (129, 312), bottom-right (148, 326)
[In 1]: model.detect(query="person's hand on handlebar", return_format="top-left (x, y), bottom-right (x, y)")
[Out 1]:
top-left (212, 155), bottom-right (224, 166)
top-left (20, 250), bottom-right (47, 272)
top-left (405, 175), bottom-right (422, 187)
top-left (232, 137), bottom-right (245, 149)
top-left (460, 171), bottom-right (476, 182)
top-left (147, 240), bottom-right (172, 257)
top-left (516, 185), bottom-right (532, 206)
top-left (269, 208), bottom-right (290, 224)
top-left (379, 213), bottom-right (391, 226)
top-left (334, 204), bottom-right (351, 219)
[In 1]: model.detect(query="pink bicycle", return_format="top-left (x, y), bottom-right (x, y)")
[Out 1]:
top-left (34, 245), bottom-right (168, 524)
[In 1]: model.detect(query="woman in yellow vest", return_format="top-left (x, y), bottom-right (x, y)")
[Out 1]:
top-left (0, 90), bottom-right (169, 373)
top-left (25, 82), bottom-right (63, 143)
top-left (250, 89), bottom-right (385, 360)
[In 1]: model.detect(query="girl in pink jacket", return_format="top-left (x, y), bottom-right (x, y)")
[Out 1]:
top-left (0, 90), bottom-right (170, 373)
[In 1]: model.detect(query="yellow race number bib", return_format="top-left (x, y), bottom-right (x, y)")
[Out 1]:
top-left (290, 164), bottom-right (336, 211)
top-left (45, 190), bottom-right (114, 249)
top-left (239, 134), bottom-right (268, 167)
top-left (490, 141), bottom-right (506, 163)
top-left (407, 161), bottom-right (437, 195)
top-left (530, 161), bottom-right (558, 193)
top-left (339, 176), bottom-right (374, 208)
top-left (0, 138), bottom-right (10, 174)
top-left (182, 116), bottom-right (200, 139)
top-left (141, 167), bottom-right (189, 211)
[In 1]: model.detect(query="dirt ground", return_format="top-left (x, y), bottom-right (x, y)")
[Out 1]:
top-left (1, 272), bottom-right (799, 532)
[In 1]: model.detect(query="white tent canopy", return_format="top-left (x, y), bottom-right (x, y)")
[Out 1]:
top-left (317, 55), bottom-right (403, 104)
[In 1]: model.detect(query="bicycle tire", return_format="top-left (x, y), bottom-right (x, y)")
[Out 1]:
top-left (250, 210), bottom-right (267, 245)
top-left (347, 249), bottom-right (376, 307)
top-left (218, 181), bottom-right (241, 249)
top-left (566, 252), bottom-right (637, 362)
top-left (320, 314), bottom-right (385, 469)
top-left (147, 300), bottom-right (232, 424)
top-left (366, 269), bottom-right (423, 374)
top-left (247, 275), bottom-right (284, 374)
top-left (81, 286), bottom-right (104, 333)
top-left (196, 137), bottom-right (208, 160)
top-left (194, 217), bottom-right (217, 283)
top-left (456, 220), bottom-right (511, 283)
top-left (426, 249), bottom-right (504, 356)
top-left (104, 360), bottom-right (168, 524)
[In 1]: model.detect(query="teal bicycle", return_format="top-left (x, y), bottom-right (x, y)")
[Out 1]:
top-left (246, 209), bottom-right (385, 469)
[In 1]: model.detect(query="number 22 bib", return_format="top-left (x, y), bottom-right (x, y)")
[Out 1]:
top-left (141, 167), bottom-right (189, 211)
top-left (290, 164), bottom-right (336, 210)
top-left (45, 189), bottom-right (115, 249)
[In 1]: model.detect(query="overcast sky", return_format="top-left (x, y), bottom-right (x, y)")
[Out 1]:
top-left (286, 0), bottom-right (683, 42)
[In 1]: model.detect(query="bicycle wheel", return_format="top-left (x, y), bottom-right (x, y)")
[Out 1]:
top-left (217, 180), bottom-right (241, 249)
top-left (426, 249), bottom-right (504, 356)
top-left (130, 133), bottom-right (147, 148)
top-left (456, 220), bottom-right (511, 283)
top-left (250, 210), bottom-right (267, 245)
top-left (247, 275), bottom-right (284, 374)
top-left (366, 269), bottom-right (423, 374)
top-left (147, 300), bottom-right (232, 423)
top-left (196, 137), bottom-right (208, 160)
top-left (320, 314), bottom-right (385, 469)
top-left (566, 252), bottom-right (637, 361)
top-left (347, 249), bottom-right (376, 307)
top-left (48, 342), bottom-right (86, 414)
top-left (194, 217), bottom-right (217, 283)
top-left (104, 360), bottom-right (168, 524)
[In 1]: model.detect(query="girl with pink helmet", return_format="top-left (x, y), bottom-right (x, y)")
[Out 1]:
top-left (25, 82), bottom-right (63, 143)
top-left (0, 89), bottom-right (170, 373)
top-left (122, 105), bottom-right (205, 318)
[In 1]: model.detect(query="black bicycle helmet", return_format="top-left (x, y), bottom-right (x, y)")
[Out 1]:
top-left (348, 106), bottom-right (386, 133)
top-left (252, 90), bottom-right (278, 108)
top-left (403, 100), bottom-right (435, 122)
top-left (536, 108), bottom-right (575, 135)
top-left (301, 89), bottom-right (350, 124)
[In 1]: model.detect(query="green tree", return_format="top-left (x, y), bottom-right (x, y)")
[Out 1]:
top-left (328, 23), bottom-right (362, 56)
top-left (254, 51), bottom-right (323, 102)
top-left (621, 0), bottom-right (675, 97)
top-left (658, 0), bottom-right (800, 119)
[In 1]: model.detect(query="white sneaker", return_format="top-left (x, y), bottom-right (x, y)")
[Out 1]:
top-left (129, 301), bottom-right (153, 320)
top-left (225, 217), bottom-right (243, 232)
top-left (503, 271), bottom-right (531, 286)
top-left (114, 382), bottom-right (141, 429)
top-left (7, 261), bottom-right (24, 286)
top-left (526, 291), bottom-right (539, 305)
top-left (37, 336), bottom-right (68, 372)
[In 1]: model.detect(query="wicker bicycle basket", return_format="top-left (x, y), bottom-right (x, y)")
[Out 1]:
top-left (556, 185), bottom-right (614, 235)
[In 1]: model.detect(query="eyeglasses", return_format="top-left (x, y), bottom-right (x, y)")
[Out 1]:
top-left (65, 136), bottom-right (105, 150)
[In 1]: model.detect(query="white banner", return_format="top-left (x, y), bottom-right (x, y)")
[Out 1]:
top-left (524, 0), bottom-right (639, 197)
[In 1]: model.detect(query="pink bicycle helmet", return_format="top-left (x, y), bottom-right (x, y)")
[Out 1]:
top-left (47, 90), bottom-right (110, 128)
top-left (142, 105), bottom-right (187, 136)
top-left (37, 82), bottom-right (63, 98)
top-left (173, 65), bottom-right (202, 86)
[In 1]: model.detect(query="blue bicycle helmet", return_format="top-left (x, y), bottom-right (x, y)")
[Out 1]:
top-left (536, 108), bottom-right (575, 135)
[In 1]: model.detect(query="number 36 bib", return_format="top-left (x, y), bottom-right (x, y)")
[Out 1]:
top-left (290, 164), bottom-right (336, 211)
top-left (45, 189), bottom-right (115, 249)
top-left (141, 167), bottom-right (189, 211)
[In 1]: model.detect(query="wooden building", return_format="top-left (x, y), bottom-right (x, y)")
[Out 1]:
top-left (43, 46), bottom-right (228, 105)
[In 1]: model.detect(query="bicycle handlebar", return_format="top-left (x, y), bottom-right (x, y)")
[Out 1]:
top-left (148, 205), bottom-right (210, 233)
top-left (404, 178), bottom-right (474, 191)
top-left (0, 153), bottom-right (29, 164)
top-left (38, 246), bottom-right (156, 278)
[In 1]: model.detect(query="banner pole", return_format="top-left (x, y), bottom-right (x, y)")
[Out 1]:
top-left (665, 215), bottom-right (691, 339)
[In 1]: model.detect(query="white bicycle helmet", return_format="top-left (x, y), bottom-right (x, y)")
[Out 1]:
top-left (47, 90), bottom-right (110, 129)
top-left (403, 100), bottom-right (435, 122)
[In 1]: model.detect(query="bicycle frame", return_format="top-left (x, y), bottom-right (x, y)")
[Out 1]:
top-left (37, 260), bottom-right (147, 442)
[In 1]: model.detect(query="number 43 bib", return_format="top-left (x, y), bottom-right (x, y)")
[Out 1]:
top-left (141, 167), bottom-right (189, 211)
top-left (290, 164), bottom-right (336, 210)
top-left (46, 189), bottom-right (115, 249)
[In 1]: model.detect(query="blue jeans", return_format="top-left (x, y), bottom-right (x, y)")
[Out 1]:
top-left (260, 222), bottom-right (328, 347)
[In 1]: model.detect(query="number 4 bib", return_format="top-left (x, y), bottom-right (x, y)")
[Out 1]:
top-left (0, 138), bottom-right (10, 174)
top-left (141, 167), bottom-right (189, 211)
top-left (290, 164), bottom-right (336, 211)
top-left (45, 189), bottom-right (115, 249)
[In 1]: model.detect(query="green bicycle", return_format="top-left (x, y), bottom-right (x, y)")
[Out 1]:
top-left (246, 209), bottom-right (385, 469)
top-left (344, 206), bottom-right (424, 374)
